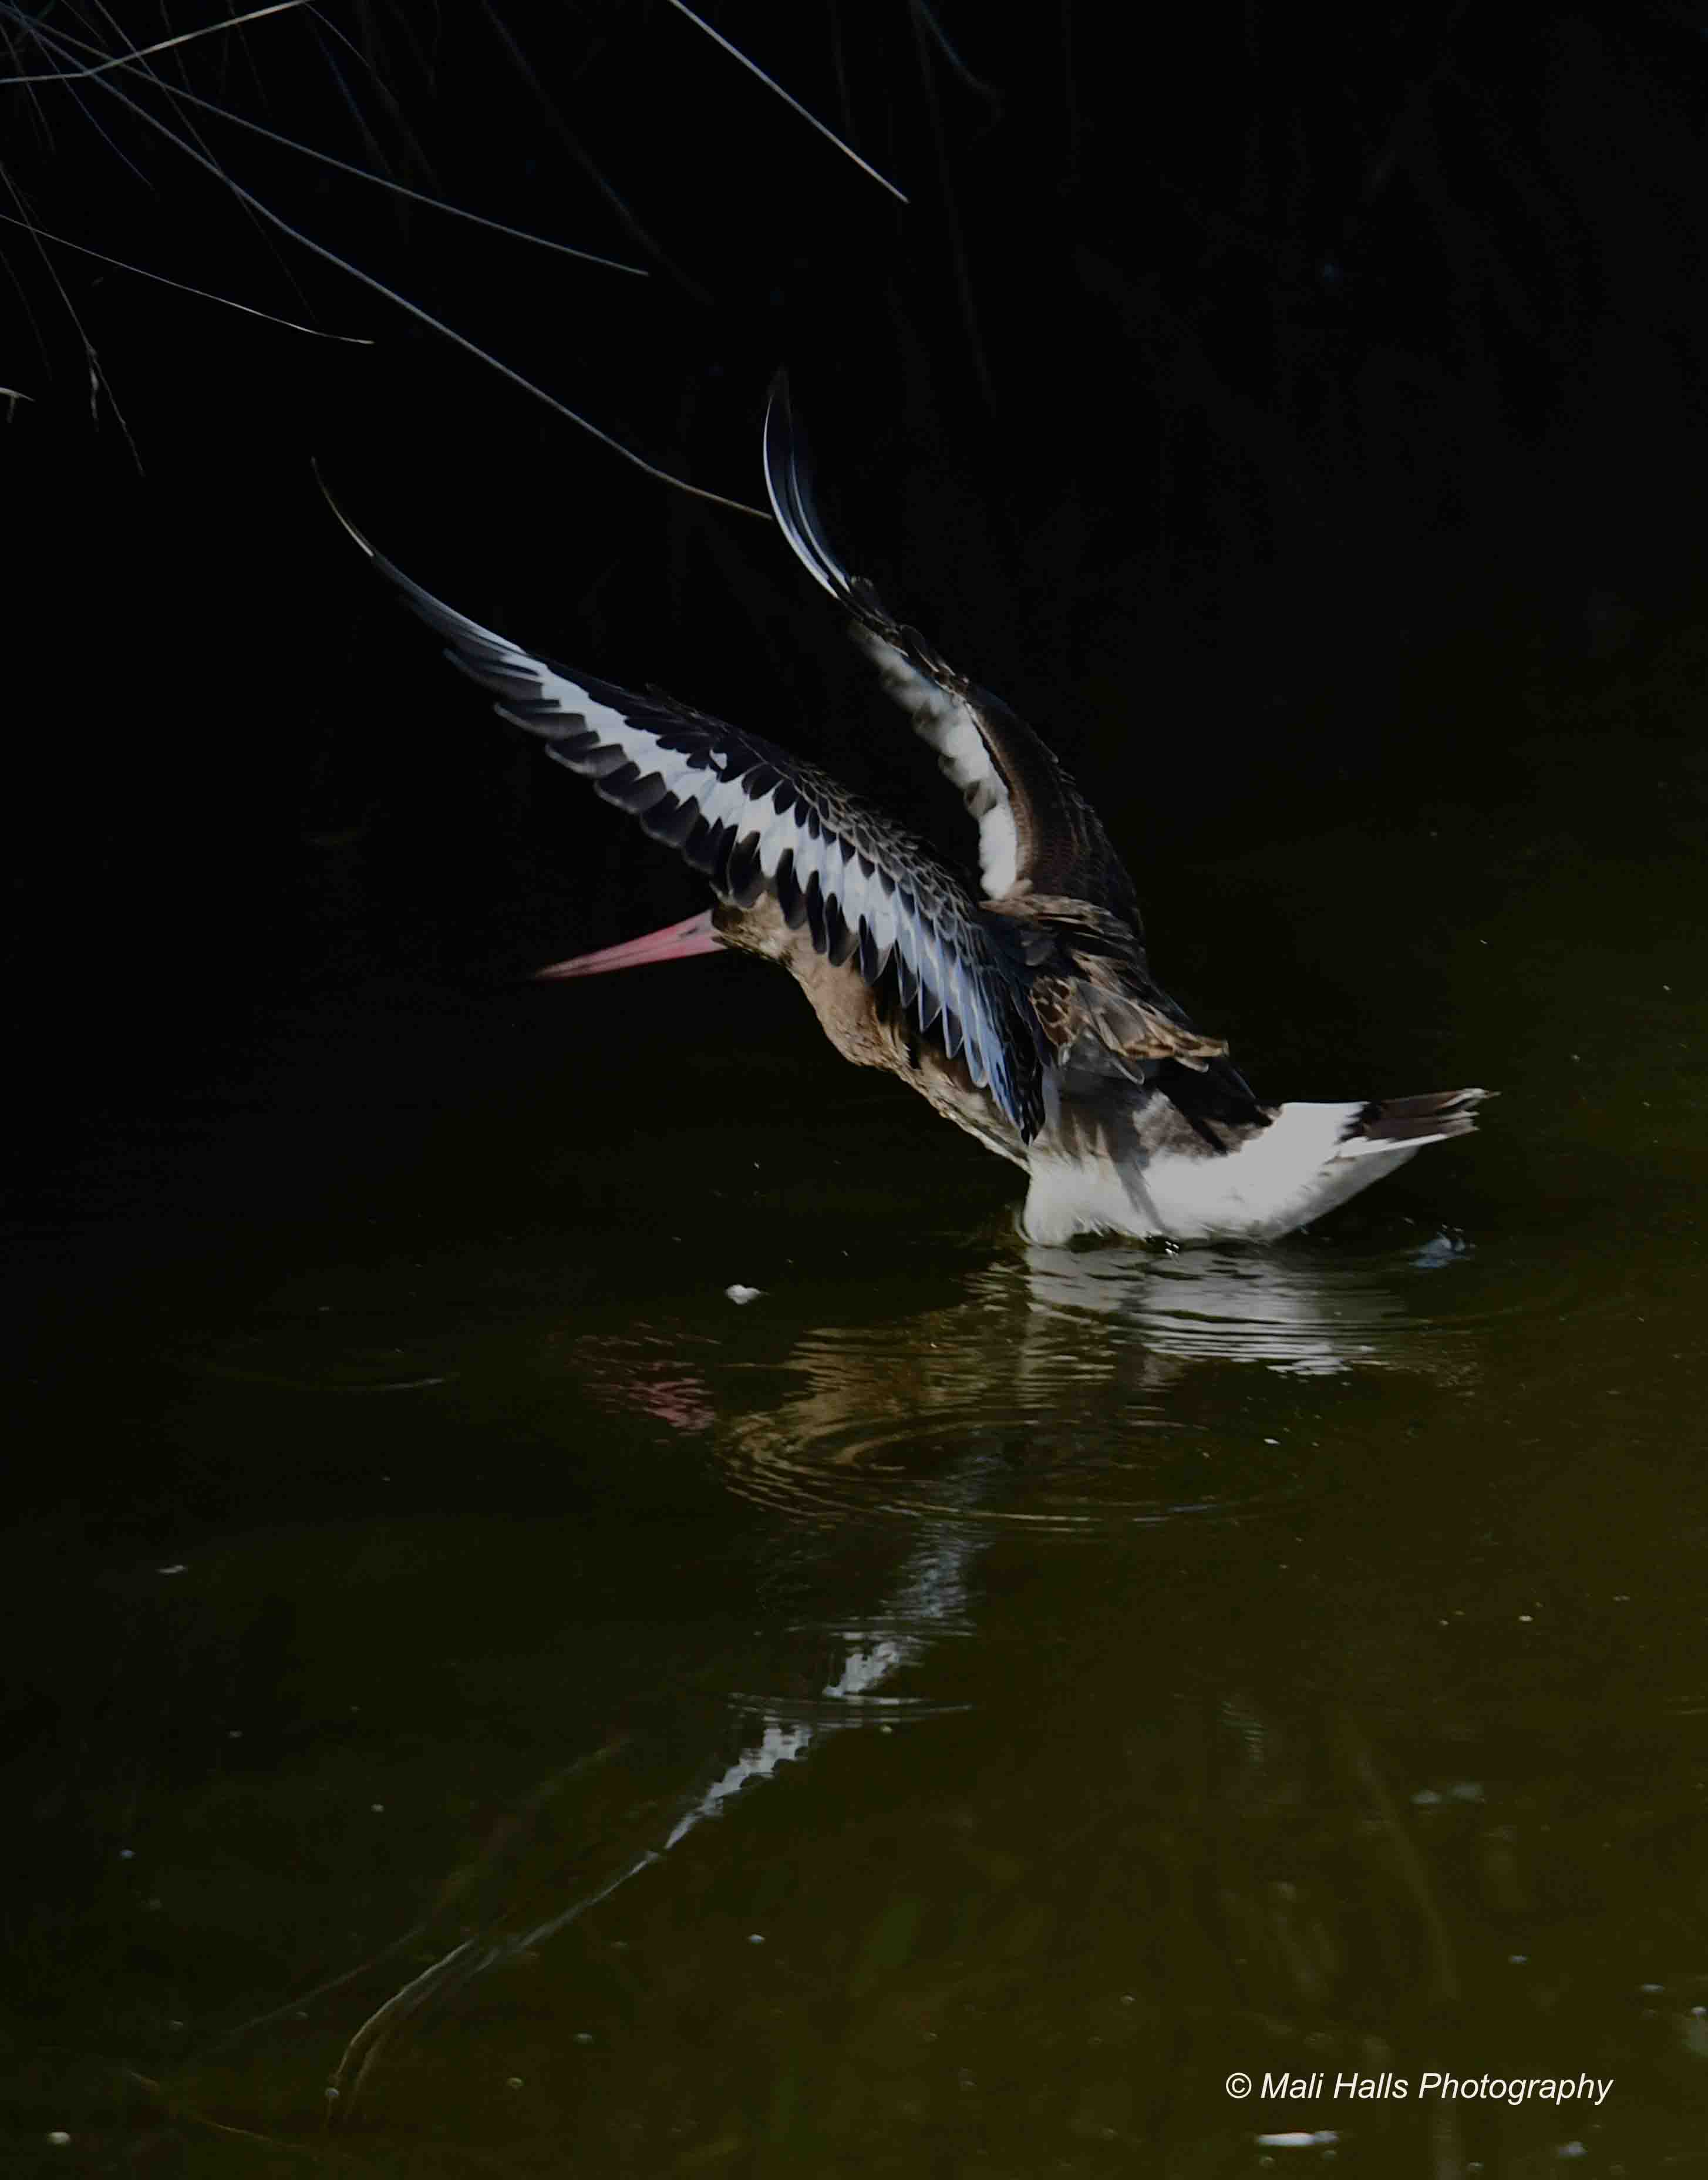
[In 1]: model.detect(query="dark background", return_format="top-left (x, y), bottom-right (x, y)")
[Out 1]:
top-left (8, 17), bottom-right (1708, 2166)
top-left (5, 0), bottom-right (1707, 1187)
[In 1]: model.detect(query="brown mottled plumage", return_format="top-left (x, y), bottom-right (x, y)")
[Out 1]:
top-left (985, 897), bottom-right (1228, 1072)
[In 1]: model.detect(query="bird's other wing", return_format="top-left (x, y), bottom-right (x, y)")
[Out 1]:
top-left (326, 489), bottom-right (1046, 1141)
top-left (762, 376), bottom-right (1140, 923)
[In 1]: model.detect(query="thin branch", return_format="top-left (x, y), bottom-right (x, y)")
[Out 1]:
top-left (0, 0), bottom-right (305, 85)
top-left (912, 0), bottom-right (1002, 110)
top-left (22, 22), bottom-right (766, 516)
top-left (910, 2), bottom-right (994, 412)
top-left (31, 9), bottom-right (647, 274)
top-left (26, 0), bottom-right (155, 189)
top-left (0, 206), bottom-right (373, 339)
top-left (304, 8), bottom-right (434, 211)
top-left (302, 3), bottom-right (429, 152)
top-left (662, 0), bottom-right (909, 205)
top-left (0, 153), bottom-right (141, 465)
top-left (133, 52), bottom-right (649, 275)
top-left (72, 0), bottom-right (318, 312)
top-left (474, 0), bottom-right (712, 303)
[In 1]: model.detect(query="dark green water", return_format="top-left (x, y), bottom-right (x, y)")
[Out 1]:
top-left (7, 702), bottom-right (1708, 2178)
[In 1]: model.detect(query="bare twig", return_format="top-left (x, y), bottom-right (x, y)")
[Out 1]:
top-left (0, 206), bottom-right (373, 338)
top-left (28, 10), bottom-right (646, 274)
top-left (0, 1), bottom-right (306, 86)
top-left (474, 0), bottom-right (713, 303)
top-left (17, 15), bottom-right (767, 516)
top-left (663, 0), bottom-right (909, 205)
top-left (0, 152), bottom-right (140, 464)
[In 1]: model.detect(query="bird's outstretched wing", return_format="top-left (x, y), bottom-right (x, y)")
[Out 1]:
top-left (325, 487), bottom-right (1046, 1139)
top-left (763, 378), bottom-right (1140, 923)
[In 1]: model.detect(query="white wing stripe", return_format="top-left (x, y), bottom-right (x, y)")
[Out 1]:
top-left (838, 850), bottom-right (870, 940)
top-left (852, 630), bottom-right (1020, 900)
top-left (371, 550), bottom-right (1034, 1126)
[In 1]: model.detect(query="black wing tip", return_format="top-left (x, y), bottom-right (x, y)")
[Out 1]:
top-left (760, 370), bottom-right (797, 502)
top-left (315, 466), bottom-right (449, 629)
top-left (763, 370), bottom-right (804, 473)
top-left (1346, 1088), bottom-right (1491, 1146)
top-left (315, 469), bottom-right (522, 680)
top-left (314, 462), bottom-right (378, 566)
top-left (762, 373), bottom-right (862, 611)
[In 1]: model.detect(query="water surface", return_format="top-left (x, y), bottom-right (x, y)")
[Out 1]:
top-left (6, 713), bottom-right (1708, 2178)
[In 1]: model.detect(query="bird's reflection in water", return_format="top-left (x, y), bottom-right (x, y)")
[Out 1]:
top-left (1018, 1233), bottom-right (1477, 1380)
top-left (167, 1228), bottom-right (1650, 2172)
top-left (163, 1247), bottom-right (1498, 2127)
top-left (703, 1232), bottom-right (1476, 1530)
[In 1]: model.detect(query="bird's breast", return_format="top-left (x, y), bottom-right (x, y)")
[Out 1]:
top-left (722, 896), bottom-right (1030, 1169)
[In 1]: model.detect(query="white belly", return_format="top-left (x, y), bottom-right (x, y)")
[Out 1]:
top-left (1020, 1103), bottom-right (1426, 1244)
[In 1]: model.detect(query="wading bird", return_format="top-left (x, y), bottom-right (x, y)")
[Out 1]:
top-left (331, 385), bottom-right (1483, 1242)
